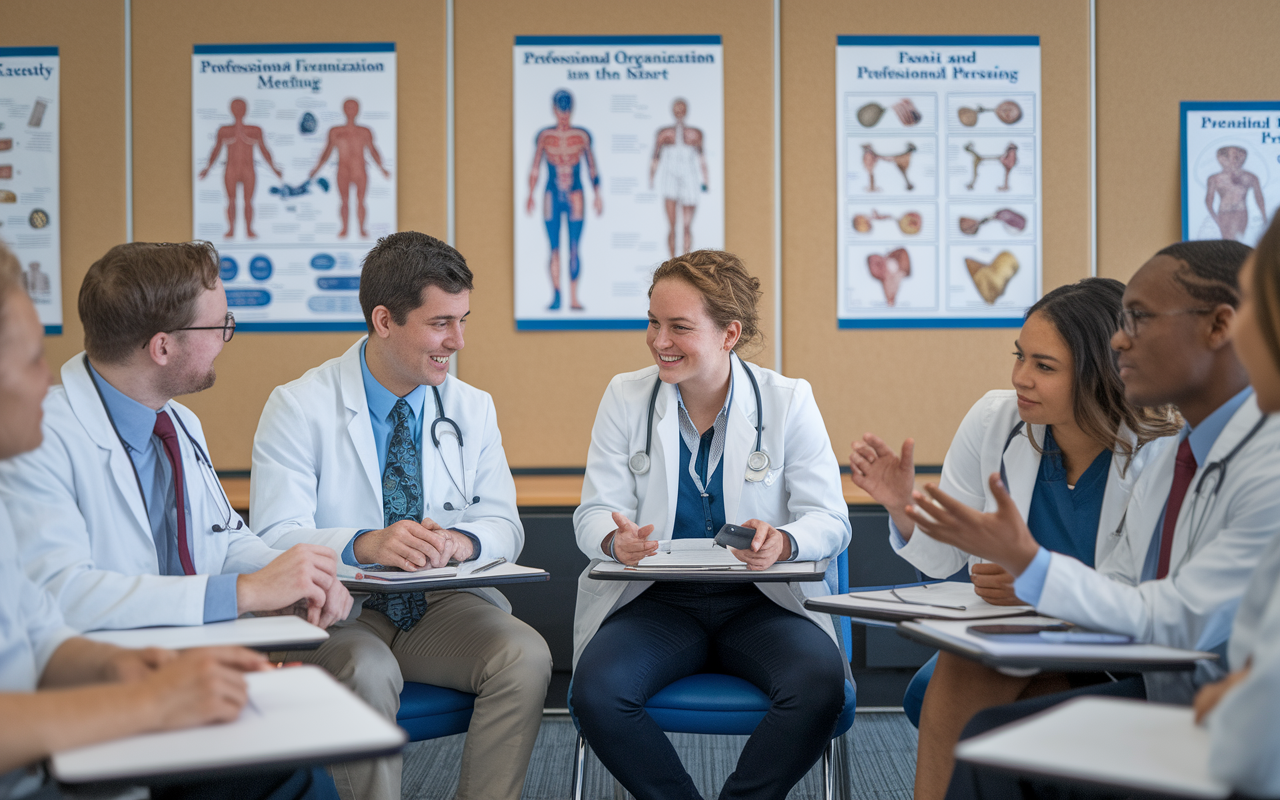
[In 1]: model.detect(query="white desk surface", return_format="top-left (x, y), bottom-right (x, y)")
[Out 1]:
top-left (906, 616), bottom-right (1215, 663)
top-left (83, 615), bottom-right (328, 651)
top-left (819, 583), bottom-right (1034, 621)
top-left (956, 696), bottom-right (1229, 799)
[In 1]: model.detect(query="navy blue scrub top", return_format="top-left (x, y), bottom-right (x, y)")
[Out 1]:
top-left (1025, 426), bottom-right (1110, 568)
top-left (673, 426), bottom-right (727, 539)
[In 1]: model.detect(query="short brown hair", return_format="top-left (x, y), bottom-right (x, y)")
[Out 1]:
top-left (359, 232), bottom-right (473, 330)
top-left (79, 241), bottom-right (220, 364)
top-left (1252, 216), bottom-right (1280, 373)
top-left (649, 250), bottom-right (763, 354)
top-left (0, 242), bottom-right (24, 334)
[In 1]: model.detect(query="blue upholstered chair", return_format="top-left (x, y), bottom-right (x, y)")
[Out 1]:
top-left (569, 550), bottom-right (858, 800)
top-left (395, 682), bottom-right (476, 742)
top-left (903, 652), bottom-right (937, 728)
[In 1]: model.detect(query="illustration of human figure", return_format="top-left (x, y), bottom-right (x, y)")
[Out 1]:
top-left (525, 89), bottom-right (602, 311)
top-left (308, 98), bottom-right (391, 239)
top-left (649, 98), bottom-right (708, 258)
top-left (23, 262), bottom-right (49, 300)
top-left (1206, 145), bottom-right (1267, 242)
top-left (197, 98), bottom-right (282, 239)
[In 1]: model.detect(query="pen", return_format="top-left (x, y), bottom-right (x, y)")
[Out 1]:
top-left (471, 557), bottom-right (507, 574)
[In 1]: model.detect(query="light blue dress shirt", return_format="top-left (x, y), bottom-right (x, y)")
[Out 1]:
top-left (1014, 386), bottom-right (1255, 604)
top-left (87, 363), bottom-right (238, 623)
top-left (342, 343), bottom-right (480, 567)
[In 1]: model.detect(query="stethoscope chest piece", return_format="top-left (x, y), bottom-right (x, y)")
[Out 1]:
top-left (629, 452), bottom-right (652, 475)
top-left (744, 450), bottom-right (770, 482)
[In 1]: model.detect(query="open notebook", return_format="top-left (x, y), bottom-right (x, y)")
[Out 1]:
top-left (807, 582), bottom-right (1034, 621)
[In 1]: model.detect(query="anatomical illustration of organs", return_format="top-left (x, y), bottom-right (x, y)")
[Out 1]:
top-left (857, 99), bottom-right (923, 127)
top-left (957, 100), bottom-right (1022, 127)
top-left (964, 143), bottom-right (1018, 191)
top-left (965, 251), bottom-right (1019, 304)
top-left (862, 143), bottom-right (917, 192)
top-left (867, 248), bottom-right (911, 306)
top-left (958, 208), bottom-right (1026, 236)
top-left (853, 209), bottom-right (922, 235)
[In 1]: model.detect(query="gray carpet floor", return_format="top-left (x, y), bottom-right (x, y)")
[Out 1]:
top-left (401, 711), bottom-right (917, 800)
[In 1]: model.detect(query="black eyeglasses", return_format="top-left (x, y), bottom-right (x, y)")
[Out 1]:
top-left (1116, 307), bottom-right (1213, 338)
top-left (170, 312), bottom-right (237, 343)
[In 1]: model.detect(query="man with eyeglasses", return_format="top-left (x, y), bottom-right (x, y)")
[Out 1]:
top-left (893, 239), bottom-right (1280, 800)
top-left (0, 241), bottom-right (354, 635)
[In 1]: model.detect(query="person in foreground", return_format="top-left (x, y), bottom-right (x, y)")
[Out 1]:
top-left (570, 250), bottom-right (853, 800)
top-left (849, 278), bottom-right (1178, 800)
top-left (951, 206), bottom-right (1280, 800)
top-left (251, 232), bottom-right (551, 800)
top-left (0, 241), bottom-right (351, 634)
top-left (0, 243), bottom-right (337, 800)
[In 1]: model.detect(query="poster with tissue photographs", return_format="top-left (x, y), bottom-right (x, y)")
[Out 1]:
top-left (836, 36), bottom-right (1041, 328)
top-left (1181, 101), bottom-right (1280, 248)
top-left (513, 35), bottom-right (724, 330)
top-left (192, 43), bottom-right (396, 331)
top-left (0, 47), bottom-right (61, 334)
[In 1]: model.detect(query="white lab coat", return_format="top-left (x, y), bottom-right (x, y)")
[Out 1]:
top-left (572, 356), bottom-right (853, 669)
top-left (0, 354), bottom-right (278, 631)
top-left (1036, 395), bottom-right (1280, 701)
top-left (894, 390), bottom-right (1167, 578)
top-left (250, 338), bottom-right (523, 611)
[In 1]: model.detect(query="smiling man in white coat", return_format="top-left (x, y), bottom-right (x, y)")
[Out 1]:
top-left (0, 241), bottom-right (352, 635)
top-left (250, 231), bottom-right (552, 800)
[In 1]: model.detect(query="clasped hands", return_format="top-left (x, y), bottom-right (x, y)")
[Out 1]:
top-left (353, 517), bottom-right (474, 572)
top-left (604, 511), bottom-right (791, 570)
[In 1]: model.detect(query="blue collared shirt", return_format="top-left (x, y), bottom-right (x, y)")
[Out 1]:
top-left (87, 362), bottom-right (238, 623)
top-left (1015, 386), bottom-right (1256, 603)
top-left (344, 343), bottom-right (479, 566)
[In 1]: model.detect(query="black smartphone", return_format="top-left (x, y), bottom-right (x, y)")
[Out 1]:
top-left (714, 523), bottom-right (757, 550)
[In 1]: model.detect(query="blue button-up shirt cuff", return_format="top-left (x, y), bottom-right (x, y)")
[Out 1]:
top-left (1012, 547), bottom-right (1052, 606)
top-left (342, 530), bottom-right (379, 568)
top-left (203, 573), bottom-right (241, 623)
top-left (452, 528), bottom-right (482, 562)
top-left (778, 530), bottom-right (799, 561)
top-left (888, 518), bottom-right (909, 551)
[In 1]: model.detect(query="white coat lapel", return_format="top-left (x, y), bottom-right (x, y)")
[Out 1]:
top-left (62, 355), bottom-right (152, 537)
top-left (722, 357), bottom-right (755, 525)
top-left (1001, 423), bottom-right (1042, 518)
top-left (653, 380), bottom-right (680, 541)
top-left (339, 343), bottom-right (383, 506)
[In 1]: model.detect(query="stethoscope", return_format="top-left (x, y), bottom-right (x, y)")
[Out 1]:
top-left (430, 385), bottom-right (479, 511)
top-left (628, 353), bottom-right (770, 482)
top-left (85, 357), bottom-right (242, 534)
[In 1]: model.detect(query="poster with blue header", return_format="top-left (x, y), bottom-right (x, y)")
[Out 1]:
top-left (513, 35), bottom-right (724, 330)
top-left (1181, 101), bottom-right (1280, 247)
top-left (192, 43), bottom-right (396, 331)
top-left (836, 36), bottom-right (1041, 329)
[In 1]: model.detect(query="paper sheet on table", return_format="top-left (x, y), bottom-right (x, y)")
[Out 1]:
top-left (340, 565), bottom-right (458, 583)
top-left (956, 696), bottom-right (1228, 799)
top-left (339, 561), bottom-right (543, 587)
top-left (835, 582), bottom-right (1033, 620)
top-left (594, 540), bottom-right (824, 573)
top-left (82, 616), bottom-right (328, 651)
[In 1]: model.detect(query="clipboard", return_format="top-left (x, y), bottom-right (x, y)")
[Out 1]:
top-left (589, 558), bottom-right (829, 583)
top-left (340, 562), bottom-right (550, 594)
top-left (804, 583), bottom-right (1037, 623)
top-left (50, 666), bottom-right (406, 787)
top-left (82, 615), bottom-right (329, 652)
top-left (898, 617), bottom-right (1216, 673)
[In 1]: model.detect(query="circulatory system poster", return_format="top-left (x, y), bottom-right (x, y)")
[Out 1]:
top-left (0, 47), bottom-right (61, 334)
top-left (836, 36), bottom-right (1041, 328)
top-left (1181, 101), bottom-right (1280, 247)
top-left (192, 43), bottom-right (396, 331)
top-left (513, 35), bottom-right (724, 330)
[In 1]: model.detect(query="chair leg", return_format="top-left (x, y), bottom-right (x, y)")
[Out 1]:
top-left (571, 732), bottom-right (586, 800)
top-left (822, 740), bottom-right (834, 800)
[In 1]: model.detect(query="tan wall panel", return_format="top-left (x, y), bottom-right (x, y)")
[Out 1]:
top-left (782, 0), bottom-right (1091, 465)
top-left (1096, 0), bottom-right (1280, 282)
top-left (3, 5), bottom-right (127, 372)
top-left (455, 0), bottom-right (775, 468)
top-left (130, 0), bottom-right (447, 470)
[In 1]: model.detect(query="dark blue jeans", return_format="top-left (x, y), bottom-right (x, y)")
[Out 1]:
top-left (150, 766), bottom-right (340, 800)
top-left (570, 582), bottom-right (846, 800)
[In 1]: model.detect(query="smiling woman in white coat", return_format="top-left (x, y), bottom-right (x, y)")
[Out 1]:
top-left (569, 250), bottom-right (853, 800)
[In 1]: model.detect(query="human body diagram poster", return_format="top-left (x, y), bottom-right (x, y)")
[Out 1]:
top-left (192, 43), bottom-right (396, 332)
top-left (0, 47), bottom-right (61, 334)
top-left (1181, 102), bottom-right (1280, 247)
top-left (513, 36), bottom-right (724, 330)
top-left (836, 36), bottom-right (1041, 329)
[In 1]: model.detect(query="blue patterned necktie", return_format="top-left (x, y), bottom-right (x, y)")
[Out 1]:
top-left (364, 399), bottom-right (429, 632)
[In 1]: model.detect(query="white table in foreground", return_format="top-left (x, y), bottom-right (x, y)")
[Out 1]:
top-left (51, 665), bottom-right (406, 786)
top-left (83, 615), bottom-right (328, 652)
top-left (955, 696), bottom-right (1229, 799)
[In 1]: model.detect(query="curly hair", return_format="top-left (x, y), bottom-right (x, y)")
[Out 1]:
top-left (649, 250), bottom-right (764, 356)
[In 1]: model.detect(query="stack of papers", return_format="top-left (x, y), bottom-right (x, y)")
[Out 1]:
top-left (343, 565), bottom-right (458, 583)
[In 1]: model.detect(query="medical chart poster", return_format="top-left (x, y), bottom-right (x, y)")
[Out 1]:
top-left (1181, 101), bottom-right (1280, 247)
top-left (0, 47), bottom-right (61, 334)
top-left (192, 43), bottom-right (396, 332)
top-left (835, 36), bottom-right (1042, 329)
top-left (513, 35), bottom-right (724, 331)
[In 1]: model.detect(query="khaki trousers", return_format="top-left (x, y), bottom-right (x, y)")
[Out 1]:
top-left (277, 590), bottom-right (552, 800)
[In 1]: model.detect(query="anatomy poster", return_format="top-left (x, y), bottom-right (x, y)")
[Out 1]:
top-left (1181, 102), bottom-right (1280, 247)
top-left (0, 47), bottom-right (61, 334)
top-left (836, 36), bottom-right (1041, 328)
top-left (192, 43), bottom-right (396, 331)
top-left (513, 35), bottom-right (724, 330)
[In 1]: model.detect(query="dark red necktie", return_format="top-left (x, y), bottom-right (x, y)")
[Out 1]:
top-left (1157, 437), bottom-right (1197, 580)
top-left (153, 411), bottom-right (196, 576)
